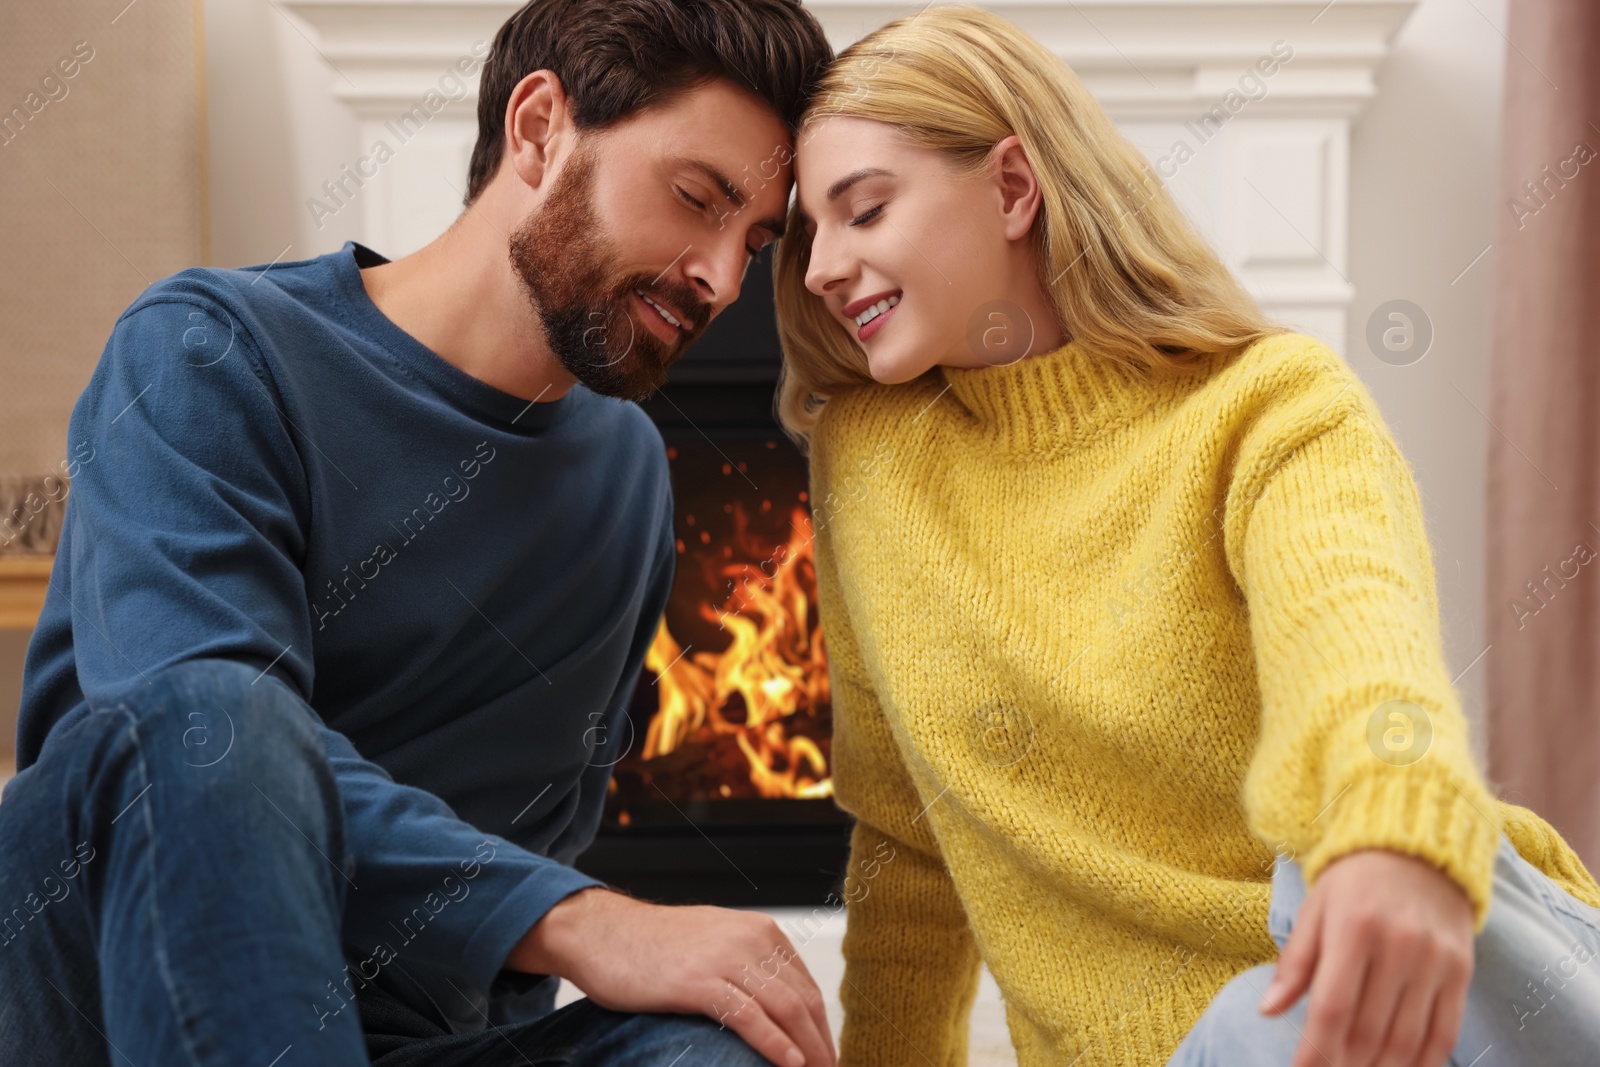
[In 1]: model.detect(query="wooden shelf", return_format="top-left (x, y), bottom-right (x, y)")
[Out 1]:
top-left (0, 556), bottom-right (54, 630)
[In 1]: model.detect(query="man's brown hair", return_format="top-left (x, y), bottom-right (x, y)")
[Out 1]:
top-left (465, 0), bottom-right (833, 204)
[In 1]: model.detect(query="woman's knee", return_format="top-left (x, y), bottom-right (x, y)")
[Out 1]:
top-left (1452, 836), bottom-right (1600, 1059)
top-left (1170, 964), bottom-right (1304, 1066)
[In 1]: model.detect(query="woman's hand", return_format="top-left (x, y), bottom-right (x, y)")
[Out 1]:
top-left (1258, 847), bottom-right (1475, 1067)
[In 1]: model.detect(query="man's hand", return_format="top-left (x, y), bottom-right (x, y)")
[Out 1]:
top-left (1259, 848), bottom-right (1475, 1067)
top-left (506, 886), bottom-right (836, 1067)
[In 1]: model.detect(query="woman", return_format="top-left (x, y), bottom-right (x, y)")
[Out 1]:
top-left (771, 7), bottom-right (1600, 1066)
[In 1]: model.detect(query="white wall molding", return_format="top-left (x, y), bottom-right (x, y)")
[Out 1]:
top-left (805, 0), bottom-right (1415, 119)
top-left (281, 0), bottom-right (1419, 351)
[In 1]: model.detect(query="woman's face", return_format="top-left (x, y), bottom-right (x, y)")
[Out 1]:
top-left (796, 116), bottom-right (1054, 384)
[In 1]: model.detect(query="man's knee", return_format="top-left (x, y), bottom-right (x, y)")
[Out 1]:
top-left (577, 1009), bottom-right (774, 1067)
top-left (77, 658), bottom-right (339, 835)
top-left (641, 1015), bottom-right (772, 1066)
top-left (690, 1016), bottom-right (775, 1064)
top-left (103, 657), bottom-right (320, 764)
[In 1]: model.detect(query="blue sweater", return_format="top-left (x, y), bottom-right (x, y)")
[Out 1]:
top-left (15, 241), bottom-right (674, 1025)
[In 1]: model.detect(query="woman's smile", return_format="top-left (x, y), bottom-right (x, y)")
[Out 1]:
top-left (843, 289), bottom-right (902, 341)
top-left (857, 300), bottom-right (897, 341)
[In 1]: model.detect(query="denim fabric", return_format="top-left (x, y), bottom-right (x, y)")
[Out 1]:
top-left (1167, 835), bottom-right (1600, 1066)
top-left (0, 660), bottom-right (764, 1067)
top-left (360, 972), bottom-right (765, 1067)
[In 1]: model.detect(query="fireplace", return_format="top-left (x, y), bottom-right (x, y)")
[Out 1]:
top-left (573, 250), bottom-right (853, 906)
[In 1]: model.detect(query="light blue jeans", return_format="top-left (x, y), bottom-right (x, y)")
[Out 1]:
top-left (1168, 834), bottom-right (1600, 1066)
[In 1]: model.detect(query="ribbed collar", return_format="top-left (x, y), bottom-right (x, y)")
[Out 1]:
top-left (333, 240), bottom-right (581, 435)
top-left (940, 337), bottom-right (1178, 452)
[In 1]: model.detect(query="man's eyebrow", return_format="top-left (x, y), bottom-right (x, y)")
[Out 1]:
top-left (680, 157), bottom-right (746, 208)
top-left (826, 167), bottom-right (893, 203)
top-left (673, 156), bottom-right (787, 238)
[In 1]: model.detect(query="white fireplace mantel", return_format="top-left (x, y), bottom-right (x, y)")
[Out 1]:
top-left (282, 0), bottom-right (1421, 353)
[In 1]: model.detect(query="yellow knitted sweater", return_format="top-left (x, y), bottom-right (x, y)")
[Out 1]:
top-left (806, 331), bottom-right (1600, 1067)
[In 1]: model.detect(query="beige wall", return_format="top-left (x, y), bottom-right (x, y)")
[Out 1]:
top-left (0, 0), bottom-right (204, 479)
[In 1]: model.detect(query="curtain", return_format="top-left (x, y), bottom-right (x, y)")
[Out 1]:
top-left (1487, 0), bottom-right (1600, 870)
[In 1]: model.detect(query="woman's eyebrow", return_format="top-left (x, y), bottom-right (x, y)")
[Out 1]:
top-left (826, 167), bottom-right (894, 203)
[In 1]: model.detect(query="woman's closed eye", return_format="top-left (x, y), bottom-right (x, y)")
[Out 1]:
top-left (850, 204), bottom-right (884, 227)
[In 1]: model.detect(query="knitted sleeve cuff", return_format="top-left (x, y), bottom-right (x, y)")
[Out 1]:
top-left (1297, 765), bottom-right (1503, 933)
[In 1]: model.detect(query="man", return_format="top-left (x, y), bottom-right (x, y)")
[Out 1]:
top-left (0, 2), bottom-right (836, 1065)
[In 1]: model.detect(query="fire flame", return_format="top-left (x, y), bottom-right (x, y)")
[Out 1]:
top-left (642, 505), bottom-right (832, 798)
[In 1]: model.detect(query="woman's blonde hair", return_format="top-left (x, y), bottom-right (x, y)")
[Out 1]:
top-left (773, 5), bottom-right (1287, 446)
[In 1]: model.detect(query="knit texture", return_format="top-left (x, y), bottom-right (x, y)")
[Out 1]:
top-left (807, 331), bottom-right (1600, 1067)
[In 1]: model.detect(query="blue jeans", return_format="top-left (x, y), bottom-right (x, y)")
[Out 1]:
top-left (0, 660), bottom-right (766, 1066)
top-left (1168, 834), bottom-right (1600, 1066)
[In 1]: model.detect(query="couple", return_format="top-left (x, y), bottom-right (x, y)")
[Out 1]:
top-left (3, 2), bottom-right (1599, 1066)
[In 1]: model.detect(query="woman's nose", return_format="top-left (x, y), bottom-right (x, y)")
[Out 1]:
top-left (805, 231), bottom-right (847, 297)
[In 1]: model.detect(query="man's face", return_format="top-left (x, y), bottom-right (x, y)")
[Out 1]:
top-left (509, 79), bottom-right (795, 400)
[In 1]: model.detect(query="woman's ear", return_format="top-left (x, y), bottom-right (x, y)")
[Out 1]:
top-left (505, 70), bottom-right (571, 192)
top-left (990, 134), bottom-right (1043, 242)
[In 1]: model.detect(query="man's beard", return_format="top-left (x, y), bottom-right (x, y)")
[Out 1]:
top-left (508, 146), bottom-right (708, 401)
